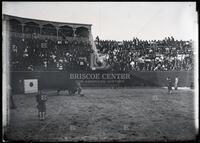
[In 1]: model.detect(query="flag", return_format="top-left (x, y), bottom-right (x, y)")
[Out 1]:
top-left (24, 79), bottom-right (38, 94)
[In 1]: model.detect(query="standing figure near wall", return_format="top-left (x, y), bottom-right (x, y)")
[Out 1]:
top-left (166, 77), bottom-right (173, 94)
top-left (174, 76), bottom-right (179, 90)
top-left (36, 90), bottom-right (47, 121)
top-left (9, 83), bottom-right (17, 109)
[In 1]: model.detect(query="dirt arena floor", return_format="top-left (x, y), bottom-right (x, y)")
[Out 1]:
top-left (5, 88), bottom-right (196, 142)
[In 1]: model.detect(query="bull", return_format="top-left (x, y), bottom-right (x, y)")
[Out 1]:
top-left (56, 80), bottom-right (83, 96)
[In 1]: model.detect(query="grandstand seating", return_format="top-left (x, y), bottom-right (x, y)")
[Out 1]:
top-left (5, 15), bottom-right (194, 72)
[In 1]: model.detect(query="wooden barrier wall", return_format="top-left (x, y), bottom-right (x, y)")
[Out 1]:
top-left (10, 71), bottom-right (194, 93)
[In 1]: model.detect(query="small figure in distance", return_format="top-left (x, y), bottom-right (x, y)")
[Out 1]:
top-left (174, 76), bottom-right (179, 90)
top-left (166, 77), bottom-right (173, 94)
top-left (76, 81), bottom-right (83, 96)
top-left (70, 81), bottom-right (84, 96)
top-left (9, 83), bottom-right (17, 109)
top-left (36, 90), bottom-right (47, 121)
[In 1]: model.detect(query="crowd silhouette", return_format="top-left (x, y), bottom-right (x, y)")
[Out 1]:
top-left (10, 37), bottom-right (92, 71)
top-left (95, 36), bottom-right (193, 71)
top-left (10, 36), bottom-right (193, 72)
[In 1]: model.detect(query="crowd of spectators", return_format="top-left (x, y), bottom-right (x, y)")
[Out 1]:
top-left (10, 36), bottom-right (92, 71)
top-left (95, 36), bottom-right (194, 71)
top-left (10, 35), bottom-right (194, 72)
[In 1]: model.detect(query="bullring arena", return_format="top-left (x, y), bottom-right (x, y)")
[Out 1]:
top-left (2, 8), bottom-right (198, 142)
top-left (6, 88), bottom-right (195, 142)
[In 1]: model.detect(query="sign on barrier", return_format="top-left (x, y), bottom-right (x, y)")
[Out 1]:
top-left (24, 79), bottom-right (38, 94)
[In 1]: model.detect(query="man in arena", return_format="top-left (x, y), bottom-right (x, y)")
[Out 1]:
top-left (69, 80), bottom-right (83, 96)
top-left (174, 76), bottom-right (179, 90)
top-left (9, 83), bottom-right (17, 109)
top-left (36, 90), bottom-right (47, 120)
top-left (76, 81), bottom-right (82, 95)
top-left (166, 77), bottom-right (173, 94)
